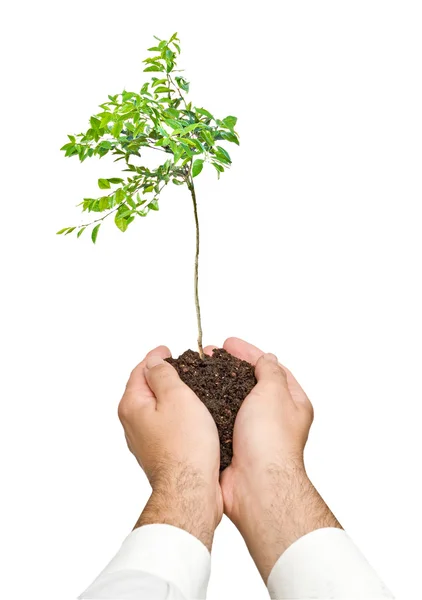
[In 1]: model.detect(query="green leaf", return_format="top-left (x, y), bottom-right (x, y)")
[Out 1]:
top-left (56, 227), bottom-right (69, 235)
top-left (154, 86), bottom-right (173, 94)
top-left (169, 32), bottom-right (179, 42)
top-left (192, 159), bottom-right (204, 177)
top-left (222, 116), bottom-right (237, 130)
top-left (77, 227), bottom-right (86, 238)
top-left (82, 198), bottom-right (94, 211)
top-left (90, 116), bottom-right (100, 129)
top-left (215, 146), bottom-right (232, 163)
top-left (165, 108), bottom-right (180, 118)
top-left (212, 161), bottom-right (224, 172)
top-left (181, 122), bottom-right (205, 135)
top-left (122, 91), bottom-right (138, 102)
top-left (180, 138), bottom-right (198, 148)
top-left (192, 139), bottom-right (205, 153)
top-left (112, 121), bottom-right (123, 137)
top-left (115, 213), bottom-right (128, 232)
top-left (118, 103), bottom-right (135, 115)
top-left (155, 137), bottom-right (170, 147)
top-left (195, 108), bottom-right (213, 120)
top-left (165, 118), bottom-right (183, 130)
top-left (175, 76), bottom-right (189, 92)
top-left (114, 204), bottom-right (134, 231)
top-left (144, 64), bottom-right (164, 72)
top-left (98, 178), bottom-right (111, 189)
top-left (152, 78), bottom-right (167, 87)
top-left (173, 144), bottom-right (185, 163)
top-left (143, 56), bottom-right (163, 64)
top-left (91, 224), bottom-right (100, 243)
top-left (115, 188), bottom-right (125, 203)
top-left (148, 199), bottom-right (159, 211)
top-left (64, 227), bottom-right (76, 235)
top-left (144, 185), bottom-right (154, 193)
top-left (172, 122), bottom-right (204, 136)
top-left (99, 196), bottom-right (109, 211)
top-left (180, 142), bottom-right (193, 158)
top-left (218, 130), bottom-right (240, 145)
top-left (202, 130), bottom-right (214, 146)
top-left (67, 135), bottom-right (76, 142)
top-left (108, 177), bottom-right (124, 184)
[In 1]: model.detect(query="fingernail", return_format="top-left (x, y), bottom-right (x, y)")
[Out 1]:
top-left (264, 353), bottom-right (278, 363)
top-left (145, 356), bottom-right (165, 370)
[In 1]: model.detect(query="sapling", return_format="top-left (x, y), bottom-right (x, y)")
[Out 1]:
top-left (59, 33), bottom-right (256, 470)
top-left (58, 33), bottom-right (239, 359)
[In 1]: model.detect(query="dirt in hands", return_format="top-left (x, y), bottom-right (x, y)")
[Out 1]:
top-left (166, 348), bottom-right (256, 470)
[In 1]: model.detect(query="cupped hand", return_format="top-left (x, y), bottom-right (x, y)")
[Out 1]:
top-left (208, 338), bottom-right (338, 581)
top-left (118, 345), bottom-right (223, 549)
top-left (217, 337), bottom-right (314, 516)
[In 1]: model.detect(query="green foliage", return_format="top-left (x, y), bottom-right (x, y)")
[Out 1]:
top-left (91, 224), bottom-right (101, 243)
top-left (192, 159), bottom-right (204, 177)
top-left (58, 33), bottom-right (239, 242)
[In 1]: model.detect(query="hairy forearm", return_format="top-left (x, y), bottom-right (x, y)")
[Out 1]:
top-left (236, 461), bottom-right (342, 582)
top-left (134, 466), bottom-right (219, 551)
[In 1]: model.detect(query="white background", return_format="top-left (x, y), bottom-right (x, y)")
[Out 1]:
top-left (1, 1), bottom-right (421, 598)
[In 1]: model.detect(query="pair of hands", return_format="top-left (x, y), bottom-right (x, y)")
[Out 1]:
top-left (118, 337), bottom-right (340, 581)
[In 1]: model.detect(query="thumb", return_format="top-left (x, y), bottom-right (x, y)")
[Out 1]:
top-left (253, 353), bottom-right (291, 400)
top-left (144, 355), bottom-right (186, 399)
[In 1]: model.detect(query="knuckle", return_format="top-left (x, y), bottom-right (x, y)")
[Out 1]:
top-left (118, 398), bottom-right (131, 422)
top-left (267, 363), bottom-right (288, 385)
top-left (152, 364), bottom-right (173, 381)
top-left (298, 398), bottom-right (314, 424)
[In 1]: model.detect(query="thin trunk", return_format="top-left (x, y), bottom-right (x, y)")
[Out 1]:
top-left (188, 177), bottom-right (204, 359)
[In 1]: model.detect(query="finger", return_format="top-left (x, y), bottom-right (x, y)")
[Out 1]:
top-left (254, 353), bottom-right (292, 402)
top-left (144, 356), bottom-right (187, 400)
top-left (224, 338), bottom-right (310, 409)
top-left (125, 345), bottom-right (171, 396)
top-left (223, 337), bottom-right (264, 366)
top-left (281, 365), bottom-right (312, 409)
top-left (204, 344), bottom-right (218, 357)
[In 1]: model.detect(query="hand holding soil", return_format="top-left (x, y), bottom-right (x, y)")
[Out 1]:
top-left (118, 336), bottom-right (339, 577)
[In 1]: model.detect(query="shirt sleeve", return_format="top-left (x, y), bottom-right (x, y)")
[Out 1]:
top-left (79, 524), bottom-right (211, 600)
top-left (267, 527), bottom-right (394, 599)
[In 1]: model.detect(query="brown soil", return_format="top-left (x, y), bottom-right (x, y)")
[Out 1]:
top-left (166, 348), bottom-right (256, 470)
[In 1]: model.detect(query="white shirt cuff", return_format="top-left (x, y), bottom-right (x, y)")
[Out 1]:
top-left (80, 524), bottom-right (211, 599)
top-left (267, 527), bottom-right (394, 599)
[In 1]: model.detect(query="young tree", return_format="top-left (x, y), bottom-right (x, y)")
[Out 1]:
top-left (58, 33), bottom-right (239, 358)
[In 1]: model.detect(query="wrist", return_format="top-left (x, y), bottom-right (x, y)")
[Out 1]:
top-left (136, 471), bottom-right (221, 551)
top-left (231, 461), bottom-right (342, 582)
